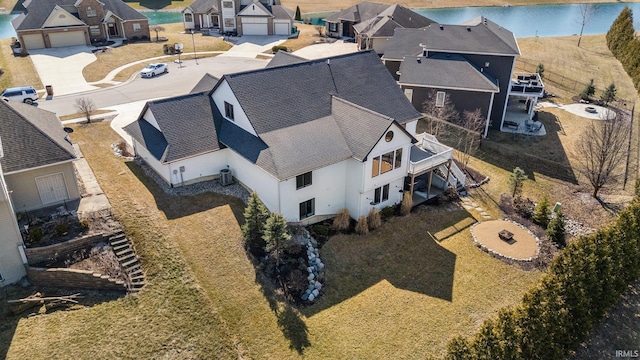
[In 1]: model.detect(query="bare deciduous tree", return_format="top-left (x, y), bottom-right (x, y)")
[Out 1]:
top-left (574, 109), bottom-right (629, 198)
top-left (455, 108), bottom-right (485, 170)
top-left (422, 89), bottom-right (459, 137)
top-left (151, 25), bottom-right (165, 42)
top-left (75, 97), bottom-right (96, 123)
top-left (577, 4), bottom-right (598, 47)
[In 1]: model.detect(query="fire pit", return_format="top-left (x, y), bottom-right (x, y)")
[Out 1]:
top-left (498, 229), bottom-right (514, 242)
top-left (585, 106), bottom-right (597, 113)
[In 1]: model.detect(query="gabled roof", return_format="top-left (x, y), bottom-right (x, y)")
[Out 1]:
top-left (190, 73), bottom-right (220, 94)
top-left (237, 0), bottom-right (273, 17)
top-left (124, 93), bottom-right (221, 163)
top-left (221, 50), bottom-right (422, 136)
top-left (266, 50), bottom-right (306, 68)
top-left (383, 17), bottom-right (520, 61)
top-left (324, 1), bottom-right (388, 23)
top-left (13, 0), bottom-right (146, 30)
top-left (271, 5), bottom-right (294, 20)
top-left (353, 4), bottom-right (434, 38)
top-left (184, 0), bottom-right (218, 14)
top-left (0, 99), bottom-right (76, 173)
top-left (399, 54), bottom-right (499, 93)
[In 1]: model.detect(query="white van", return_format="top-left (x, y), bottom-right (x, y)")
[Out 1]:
top-left (1, 86), bottom-right (39, 104)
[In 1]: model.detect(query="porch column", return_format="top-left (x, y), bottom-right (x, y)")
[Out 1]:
top-left (104, 24), bottom-right (110, 40)
top-left (120, 21), bottom-right (125, 38)
top-left (427, 170), bottom-right (433, 198)
top-left (529, 97), bottom-right (538, 118)
top-left (409, 173), bottom-right (415, 195)
top-left (446, 160), bottom-right (452, 187)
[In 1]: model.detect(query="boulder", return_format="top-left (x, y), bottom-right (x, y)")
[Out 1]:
top-left (307, 273), bottom-right (315, 281)
top-left (301, 293), bottom-right (309, 301)
top-left (312, 289), bottom-right (319, 297)
top-left (315, 282), bottom-right (322, 290)
top-left (308, 293), bottom-right (315, 301)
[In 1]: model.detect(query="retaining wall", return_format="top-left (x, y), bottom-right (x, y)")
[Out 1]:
top-left (25, 233), bottom-right (107, 265)
top-left (26, 267), bottom-right (126, 291)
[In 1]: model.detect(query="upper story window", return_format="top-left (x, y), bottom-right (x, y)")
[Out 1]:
top-left (296, 171), bottom-right (312, 189)
top-left (224, 101), bottom-right (234, 120)
top-left (371, 148), bottom-right (403, 177)
top-left (435, 91), bottom-right (446, 107)
top-left (385, 131), bottom-right (394, 142)
top-left (184, 13), bottom-right (193, 22)
top-left (90, 25), bottom-right (100, 35)
top-left (223, 1), bottom-right (233, 8)
top-left (133, 23), bottom-right (141, 32)
top-left (86, 6), bottom-right (96, 17)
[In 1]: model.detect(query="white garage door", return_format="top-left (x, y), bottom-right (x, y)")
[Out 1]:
top-left (36, 173), bottom-right (69, 205)
top-left (49, 31), bottom-right (87, 48)
top-left (22, 34), bottom-right (45, 50)
top-left (242, 22), bottom-right (268, 35)
top-left (274, 23), bottom-right (290, 35)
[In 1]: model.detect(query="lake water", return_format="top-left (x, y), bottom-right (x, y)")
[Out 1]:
top-left (2, 3), bottom-right (640, 39)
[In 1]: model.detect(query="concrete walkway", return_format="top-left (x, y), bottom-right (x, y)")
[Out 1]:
top-left (538, 101), bottom-right (616, 120)
top-left (72, 144), bottom-right (111, 216)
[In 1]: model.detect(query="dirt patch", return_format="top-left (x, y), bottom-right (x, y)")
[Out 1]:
top-left (41, 242), bottom-right (127, 281)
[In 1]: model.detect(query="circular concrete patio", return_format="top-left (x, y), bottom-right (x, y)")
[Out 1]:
top-left (470, 220), bottom-right (539, 261)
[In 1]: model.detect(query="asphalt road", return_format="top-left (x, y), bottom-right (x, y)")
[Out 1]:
top-left (37, 56), bottom-right (268, 116)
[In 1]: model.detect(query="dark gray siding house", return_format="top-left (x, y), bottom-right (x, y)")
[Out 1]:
top-left (382, 17), bottom-right (521, 134)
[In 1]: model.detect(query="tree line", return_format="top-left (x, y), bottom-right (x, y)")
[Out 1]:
top-left (606, 7), bottom-right (640, 95)
top-left (445, 181), bottom-right (640, 359)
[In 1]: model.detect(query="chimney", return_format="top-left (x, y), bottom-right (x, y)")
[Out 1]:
top-left (439, 24), bottom-right (444, 30)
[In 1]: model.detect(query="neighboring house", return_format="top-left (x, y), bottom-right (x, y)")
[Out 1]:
top-left (182, 0), bottom-right (294, 36)
top-left (12, 0), bottom-right (150, 50)
top-left (0, 99), bottom-right (80, 213)
top-left (324, 2), bottom-right (434, 55)
top-left (0, 156), bottom-right (27, 287)
top-left (382, 17), bottom-right (544, 135)
top-left (125, 51), bottom-right (465, 224)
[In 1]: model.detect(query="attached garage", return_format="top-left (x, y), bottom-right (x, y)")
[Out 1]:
top-left (22, 34), bottom-right (45, 49)
top-left (48, 30), bottom-right (87, 47)
top-left (241, 18), bottom-right (268, 35)
top-left (274, 22), bottom-right (290, 35)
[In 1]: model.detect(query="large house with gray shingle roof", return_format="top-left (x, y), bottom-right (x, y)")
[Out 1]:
top-left (0, 99), bottom-right (80, 212)
top-left (324, 2), bottom-right (434, 54)
top-left (12, 0), bottom-right (150, 50)
top-left (125, 51), bottom-right (466, 224)
top-left (382, 17), bottom-right (544, 136)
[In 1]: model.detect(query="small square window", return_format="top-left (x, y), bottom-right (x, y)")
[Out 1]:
top-left (133, 23), bottom-right (141, 32)
top-left (184, 13), bottom-right (193, 22)
top-left (224, 18), bottom-right (235, 28)
top-left (86, 6), bottom-right (96, 17)
top-left (435, 91), bottom-right (446, 107)
top-left (328, 23), bottom-right (338, 32)
top-left (296, 171), bottom-right (312, 189)
top-left (90, 25), bottom-right (100, 36)
top-left (224, 101), bottom-right (234, 120)
top-left (223, 1), bottom-right (233, 8)
top-left (381, 151), bottom-right (394, 174)
top-left (404, 88), bottom-right (413, 101)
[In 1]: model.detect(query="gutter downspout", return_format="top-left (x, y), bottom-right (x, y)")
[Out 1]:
top-left (484, 92), bottom-right (496, 138)
top-left (500, 57), bottom-right (517, 129)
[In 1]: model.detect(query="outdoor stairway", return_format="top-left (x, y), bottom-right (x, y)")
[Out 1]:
top-left (108, 231), bottom-right (145, 293)
top-left (439, 161), bottom-right (467, 191)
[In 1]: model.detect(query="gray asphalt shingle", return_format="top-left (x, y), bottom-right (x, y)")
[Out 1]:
top-left (353, 4), bottom-right (434, 38)
top-left (0, 99), bottom-right (76, 173)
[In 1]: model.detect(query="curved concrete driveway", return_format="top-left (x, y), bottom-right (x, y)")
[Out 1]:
top-left (29, 45), bottom-right (98, 96)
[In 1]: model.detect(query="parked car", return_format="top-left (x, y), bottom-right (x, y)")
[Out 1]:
top-left (1, 86), bottom-right (38, 104)
top-left (140, 63), bottom-right (168, 78)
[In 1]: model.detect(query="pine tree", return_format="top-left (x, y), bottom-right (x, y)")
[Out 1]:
top-left (579, 79), bottom-right (595, 100)
top-left (241, 191), bottom-right (269, 255)
top-left (445, 335), bottom-right (472, 360)
top-left (263, 213), bottom-right (291, 269)
top-left (546, 209), bottom-right (566, 247)
top-left (295, 6), bottom-right (302, 21)
top-left (606, 7), bottom-right (635, 57)
top-left (508, 167), bottom-right (528, 198)
top-left (532, 196), bottom-right (550, 228)
top-left (600, 83), bottom-right (617, 104)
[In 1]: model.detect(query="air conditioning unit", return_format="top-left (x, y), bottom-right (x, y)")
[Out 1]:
top-left (220, 168), bottom-right (233, 186)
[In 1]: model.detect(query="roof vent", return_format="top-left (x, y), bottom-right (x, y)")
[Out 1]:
top-left (416, 57), bottom-right (421, 63)
top-left (439, 24), bottom-right (443, 30)
top-left (326, 58), bottom-right (330, 65)
top-left (467, 27), bottom-right (471, 31)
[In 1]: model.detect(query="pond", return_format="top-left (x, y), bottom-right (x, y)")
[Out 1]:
top-left (307, 2), bottom-right (640, 38)
top-left (0, 13), bottom-right (18, 39)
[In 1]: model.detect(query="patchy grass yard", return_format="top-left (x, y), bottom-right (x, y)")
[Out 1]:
top-left (0, 122), bottom-right (540, 359)
top-left (0, 39), bottom-right (43, 91)
top-left (82, 23), bottom-right (231, 82)
top-left (279, 24), bottom-right (327, 52)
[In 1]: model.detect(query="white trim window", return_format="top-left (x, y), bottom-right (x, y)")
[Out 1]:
top-left (184, 13), bottom-right (193, 22)
top-left (224, 101), bottom-right (234, 120)
top-left (404, 88), bottom-right (413, 102)
top-left (373, 184), bottom-right (390, 204)
top-left (133, 23), bottom-right (141, 32)
top-left (371, 148), bottom-right (403, 177)
top-left (86, 6), bottom-right (96, 17)
top-left (90, 25), bottom-right (100, 36)
top-left (435, 91), bottom-right (446, 107)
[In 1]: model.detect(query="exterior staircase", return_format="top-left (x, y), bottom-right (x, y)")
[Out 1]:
top-left (108, 231), bottom-right (145, 293)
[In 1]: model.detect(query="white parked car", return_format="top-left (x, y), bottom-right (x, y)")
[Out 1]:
top-left (140, 63), bottom-right (168, 78)
top-left (1, 86), bottom-right (38, 104)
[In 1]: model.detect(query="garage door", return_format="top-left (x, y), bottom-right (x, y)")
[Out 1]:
top-left (35, 173), bottom-right (69, 205)
top-left (242, 22), bottom-right (268, 35)
top-left (274, 23), bottom-right (290, 35)
top-left (49, 31), bottom-right (87, 48)
top-left (22, 34), bottom-right (45, 50)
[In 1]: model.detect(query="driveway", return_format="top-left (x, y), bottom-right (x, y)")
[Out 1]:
top-left (292, 40), bottom-right (358, 59)
top-left (29, 46), bottom-right (98, 96)
top-left (219, 35), bottom-right (286, 58)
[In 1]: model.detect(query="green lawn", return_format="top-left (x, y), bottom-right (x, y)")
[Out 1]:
top-left (0, 122), bottom-right (540, 359)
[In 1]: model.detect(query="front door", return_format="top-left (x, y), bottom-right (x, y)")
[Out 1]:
top-left (212, 15), bottom-right (219, 28)
top-left (35, 173), bottom-right (69, 205)
top-left (108, 23), bottom-right (119, 36)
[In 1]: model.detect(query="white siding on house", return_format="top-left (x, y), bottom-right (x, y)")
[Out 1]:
top-left (343, 158), bottom-right (365, 219)
top-left (221, 0), bottom-right (237, 31)
top-left (279, 160), bottom-right (348, 222)
top-left (166, 150), bottom-right (228, 186)
top-left (143, 108), bottom-right (161, 131)
top-left (363, 123), bottom-right (413, 193)
top-left (43, 8), bottom-right (86, 27)
top-left (211, 81), bottom-right (258, 136)
top-left (405, 120), bottom-right (418, 136)
top-left (134, 138), bottom-right (171, 183)
top-left (183, 9), bottom-right (195, 29)
top-left (238, 3), bottom-right (270, 16)
top-left (358, 177), bottom-right (404, 217)
top-left (227, 149), bottom-right (280, 212)
top-left (0, 175), bottom-right (26, 286)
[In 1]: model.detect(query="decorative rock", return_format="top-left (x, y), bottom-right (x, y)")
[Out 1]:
top-left (301, 293), bottom-right (309, 301)
top-left (308, 293), bottom-right (315, 301)
top-left (317, 262), bottom-right (325, 270)
top-left (307, 273), bottom-right (315, 281)
top-left (312, 289), bottom-right (319, 297)
top-left (308, 285), bottom-right (314, 291)
top-left (307, 266), bottom-right (313, 273)
top-left (310, 238), bottom-right (317, 247)
top-left (315, 282), bottom-right (322, 290)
